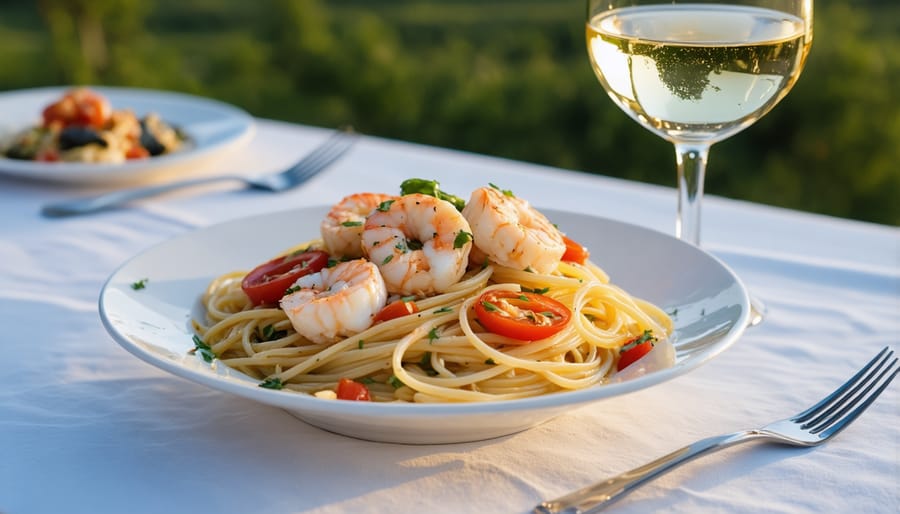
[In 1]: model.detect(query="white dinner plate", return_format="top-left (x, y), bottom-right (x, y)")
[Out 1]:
top-left (99, 206), bottom-right (751, 444)
top-left (0, 86), bottom-right (255, 185)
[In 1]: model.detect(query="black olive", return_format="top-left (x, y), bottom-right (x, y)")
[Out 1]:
top-left (139, 118), bottom-right (167, 156)
top-left (58, 126), bottom-right (107, 151)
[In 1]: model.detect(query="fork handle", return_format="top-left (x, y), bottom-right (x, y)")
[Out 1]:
top-left (41, 174), bottom-right (245, 217)
top-left (535, 430), bottom-right (762, 514)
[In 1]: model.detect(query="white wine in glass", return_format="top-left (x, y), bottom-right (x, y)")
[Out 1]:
top-left (586, 0), bottom-right (813, 323)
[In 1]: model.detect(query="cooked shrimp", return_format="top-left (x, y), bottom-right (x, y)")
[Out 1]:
top-left (280, 259), bottom-right (388, 343)
top-left (461, 186), bottom-right (565, 274)
top-left (321, 193), bottom-right (397, 258)
top-left (362, 194), bottom-right (473, 296)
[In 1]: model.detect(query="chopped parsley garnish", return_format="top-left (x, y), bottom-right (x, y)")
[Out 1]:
top-left (262, 324), bottom-right (287, 341)
top-left (399, 178), bottom-right (466, 211)
top-left (521, 286), bottom-right (550, 295)
top-left (376, 199), bottom-right (395, 212)
top-left (453, 230), bottom-right (473, 249)
top-left (484, 358), bottom-right (496, 365)
top-left (419, 352), bottom-right (439, 376)
top-left (326, 258), bottom-right (339, 268)
top-left (387, 375), bottom-right (404, 389)
top-left (433, 306), bottom-right (453, 314)
top-left (191, 335), bottom-right (216, 363)
top-left (620, 330), bottom-right (657, 353)
top-left (360, 376), bottom-right (376, 385)
top-left (130, 278), bottom-right (148, 290)
top-left (382, 255), bottom-right (394, 264)
top-left (489, 182), bottom-right (515, 197)
top-left (259, 377), bottom-right (284, 390)
top-left (340, 220), bottom-right (363, 227)
top-left (358, 340), bottom-right (365, 349)
top-left (284, 285), bottom-right (301, 295)
top-left (427, 327), bottom-right (440, 342)
top-left (395, 241), bottom-right (423, 253)
top-left (518, 294), bottom-right (529, 301)
top-left (480, 300), bottom-right (499, 312)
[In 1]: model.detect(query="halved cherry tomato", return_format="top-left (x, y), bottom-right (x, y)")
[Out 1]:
top-left (473, 290), bottom-right (571, 343)
top-left (373, 299), bottom-right (419, 323)
top-left (42, 89), bottom-right (111, 129)
top-left (125, 145), bottom-right (150, 160)
top-left (616, 331), bottom-right (656, 371)
top-left (240, 250), bottom-right (329, 306)
top-left (561, 235), bottom-right (589, 264)
top-left (336, 378), bottom-right (371, 401)
top-left (36, 149), bottom-right (59, 162)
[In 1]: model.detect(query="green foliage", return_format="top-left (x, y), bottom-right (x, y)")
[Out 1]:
top-left (712, 2), bottom-right (900, 225)
top-left (0, 0), bottom-right (896, 225)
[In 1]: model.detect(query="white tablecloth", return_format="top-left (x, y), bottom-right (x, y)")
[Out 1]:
top-left (1, 120), bottom-right (897, 514)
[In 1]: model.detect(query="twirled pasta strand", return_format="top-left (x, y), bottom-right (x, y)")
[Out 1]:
top-left (192, 244), bottom-right (673, 403)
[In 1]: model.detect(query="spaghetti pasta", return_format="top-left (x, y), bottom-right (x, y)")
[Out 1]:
top-left (192, 183), bottom-right (674, 403)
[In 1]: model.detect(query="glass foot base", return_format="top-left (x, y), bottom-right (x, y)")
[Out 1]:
top-left (748, 294), bottom-right (767, 327)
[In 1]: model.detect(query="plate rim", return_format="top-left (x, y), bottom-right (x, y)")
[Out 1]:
top-left (0, 85), bottom-right (255, 183)
top-left (99, 205), bottom-right (751, 418)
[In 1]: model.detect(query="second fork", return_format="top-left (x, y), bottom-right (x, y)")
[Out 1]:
top-left (41, 127), bottom-right (358, 218)
top-left (536, 347), bottom-right (898, 513)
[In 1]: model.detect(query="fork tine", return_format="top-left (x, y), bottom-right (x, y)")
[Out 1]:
top-left (800, 349), bottom-right (895, 431)
top-left (285, 129), bottom-right (358, 181)
top-left (792, 346), bottom-right (891, 423)
top-left (534, 347), bottom-right (897, 513)
top-left (293, 128), bottom-right (354, 166)
top-left (816, 356), bottom-right (898, 438)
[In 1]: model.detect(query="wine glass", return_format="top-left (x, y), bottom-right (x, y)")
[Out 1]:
top-left (585, 0), bottom-right (813, 324)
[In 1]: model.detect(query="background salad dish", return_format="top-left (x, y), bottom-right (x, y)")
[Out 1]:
top-left (0, 86), bottom-right (254, 185)
top-left (1, 88), bottom-right (187, 163)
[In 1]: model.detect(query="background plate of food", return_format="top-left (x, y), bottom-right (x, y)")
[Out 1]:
top-left (0, 86), bottom-right (254, 185)
top-left (98, 194), bottom-right (751, 444)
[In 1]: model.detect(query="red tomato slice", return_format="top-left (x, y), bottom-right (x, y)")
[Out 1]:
top-left (125, 145), bottom-right (150, 160)
top-left (42, 97), bottom-right (76, 128)
top-left (373, 299), bottom-right (419, 323)
top-left (616, 332), bottom-right (656, 371)
top-left (336, 378), bottom-right (371, 401)
top-left (561, 235), bottom-right (589, 264)
top-left (36, 149), bottom-right (60, 162)
top-left (473, 290), bottom-right (571, 343)
top-left (241, 250), bottom-right (329, 306)
top-left (42, 89), bottom-right (111, 129)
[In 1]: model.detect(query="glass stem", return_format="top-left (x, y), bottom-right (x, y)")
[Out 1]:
top-left (674, 142), bottom-right (710, 246)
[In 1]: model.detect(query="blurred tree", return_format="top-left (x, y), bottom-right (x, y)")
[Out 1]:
top-left (713, 1), bottom-right (900, 224)
top-left (37, 0), bottom-right (150, 82)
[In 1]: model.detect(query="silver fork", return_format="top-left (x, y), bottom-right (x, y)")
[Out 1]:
top-left (41, 127), bottom-right (359, 218)
top-left (536, 346), bottom-right (898, 514)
